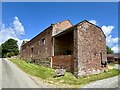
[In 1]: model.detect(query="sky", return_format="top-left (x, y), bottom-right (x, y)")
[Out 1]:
top-left (1, 2), bottom-right (119, 53)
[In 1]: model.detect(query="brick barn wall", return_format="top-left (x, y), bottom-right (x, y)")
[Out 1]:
top-left (52, 20), bottom-right (72, 36)
top-left (52, 55), bottom-right (74, 72)
top-left (20, 20), bottom-right (107, 77)
top-left (74, 21), bottom-right (107, 77)
top-left (21, 26), bottom-right (53, 60)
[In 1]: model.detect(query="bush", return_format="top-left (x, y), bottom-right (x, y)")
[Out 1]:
top-left (6, 52), bottom-right (15, 57)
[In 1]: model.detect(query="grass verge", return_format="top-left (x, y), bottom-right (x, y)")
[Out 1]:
top-left (9, 58), bottom-right (120, 87)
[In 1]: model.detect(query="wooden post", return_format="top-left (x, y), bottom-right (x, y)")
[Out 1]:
top-left (50, 57), bottom-right (53, 68)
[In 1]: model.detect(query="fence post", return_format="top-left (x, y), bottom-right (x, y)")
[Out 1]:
top-left (50, 57), bottom-right (53, 68)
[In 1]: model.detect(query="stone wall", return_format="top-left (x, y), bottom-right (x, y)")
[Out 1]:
top-left (33, 58), bottom-right (51, 67)
top-left (52, 20), bottom-right (72, 36)
top-left (20, 20), bottom-right (73, 69)
top-left (21, 26), bottom-right (53, 60)
top-left (73, 21), bottom-right (107, 77)
top-left (20, 20), bottom-right (107, 77)
top-left (21, 20), bottom-right (73, 60)
top-left (52, 55), bottom-right (74, 72)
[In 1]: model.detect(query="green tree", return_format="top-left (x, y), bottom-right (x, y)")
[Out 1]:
top-left (0, 45), bottom-right (2, 58)
top-left (1, 38), bottom-right (19, 58)
top-left (106, 46), bottom-right (113, 54)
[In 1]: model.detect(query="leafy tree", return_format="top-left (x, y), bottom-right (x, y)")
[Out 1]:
top-left (1, 38), bottom-right (19, 58)
top-left (106, 46), bottom-right (113, 54)
top-left (0, 45), bottom-right (2, 58)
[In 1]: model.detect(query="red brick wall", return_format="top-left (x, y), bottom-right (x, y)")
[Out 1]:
top-left (52, 55), bottom-right (74, 72)
top-left (74, 21), bottom-right (107, 77)
top-left (52, 20), bottom-right (72, 36)
top-left (21, 26), bottom-right (53, 60)
top-left (20, 20), bottom-right (107, 77)
top-left (21, 20), bottom-right (73, 60)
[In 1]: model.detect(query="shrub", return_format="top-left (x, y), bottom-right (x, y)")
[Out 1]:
top-left (6, 52), bottom-right (15, 57)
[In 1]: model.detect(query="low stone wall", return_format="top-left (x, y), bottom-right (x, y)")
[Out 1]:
top-left (33, 58), bottom-right (51, 67)
top-left (23, 57), bottom-right (51, 67)
top-left (22, 55), bottom-right (74, 72)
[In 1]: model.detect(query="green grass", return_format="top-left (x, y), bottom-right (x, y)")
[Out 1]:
top-left (9, 58), bottom-right (120, 87)
top-left (9, 58), bottom-right (54, 79)
top-left (108, 62), bottom-right (116, 67)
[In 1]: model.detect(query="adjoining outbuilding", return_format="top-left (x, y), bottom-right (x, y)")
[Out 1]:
top-left (107, 53), bottom-right (120, 64)
top-left (20, 20), bottom-right (107, 77)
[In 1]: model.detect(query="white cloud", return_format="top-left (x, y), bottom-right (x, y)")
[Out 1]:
top-left (89, 20), bottom-right (97, 25)
top-left (106, 35), bottom-right (118, 47)
top-left (0, 16), bottom-right (28, 49)
top-left (101, 26), bottom-right (114, 37)
top-left (13, 16), bottom-right (25, 36)
top-left (101, 25), bottom-right (119, 53)
top-left (111, 44), bottom-right (120, 53)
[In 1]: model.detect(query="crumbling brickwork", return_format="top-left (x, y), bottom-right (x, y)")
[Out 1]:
top-left (73, 21), bottom-right (107, 77)
top-left (52, 20), bottom-right (72, 36)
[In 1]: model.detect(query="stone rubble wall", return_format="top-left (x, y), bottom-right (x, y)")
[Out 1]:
top-left (74, 21), bottom-right (107, 77)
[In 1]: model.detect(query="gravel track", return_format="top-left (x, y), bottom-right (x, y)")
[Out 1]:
top-left (82, 75), bottom-right (120, 88)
